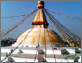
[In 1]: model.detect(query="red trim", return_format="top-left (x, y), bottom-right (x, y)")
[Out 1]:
top-left (32, 21), bottom-right (44, 24)
top-left (54, 47), bottom-right (57, 50)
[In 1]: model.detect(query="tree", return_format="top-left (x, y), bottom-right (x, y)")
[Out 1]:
top-left (1, 38), bottom-right (16, 47)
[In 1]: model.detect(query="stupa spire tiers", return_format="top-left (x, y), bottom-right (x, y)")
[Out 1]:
top-left (32, 1), bottom-right (49, 28)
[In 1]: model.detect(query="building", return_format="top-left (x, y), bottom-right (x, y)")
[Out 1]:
top-left (1, 1), bottom-right (81, 62)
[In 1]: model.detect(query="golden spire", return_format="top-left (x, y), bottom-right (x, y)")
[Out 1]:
top-left (32, 1), bottom-right (49, 28)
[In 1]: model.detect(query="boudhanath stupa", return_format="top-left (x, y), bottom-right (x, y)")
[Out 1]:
top-left (1, 1), bottom-right (81, 62)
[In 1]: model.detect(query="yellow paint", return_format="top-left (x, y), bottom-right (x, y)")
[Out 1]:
top-left (65, 40), bottom-right (75, 47)
top-left (15, 28), bottom-right (64, 47)
top-left (37, 4), bottom-right (44, 8)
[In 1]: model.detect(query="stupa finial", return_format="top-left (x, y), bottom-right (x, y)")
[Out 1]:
top-left (37, 1), bottom-right (44, 8)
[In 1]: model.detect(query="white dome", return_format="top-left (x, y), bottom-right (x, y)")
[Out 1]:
top-left (12, 28), bottom-right (64, 47)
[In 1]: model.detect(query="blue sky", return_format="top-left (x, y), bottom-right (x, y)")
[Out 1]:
top-left (1, 1), bottom-right (81, 39)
